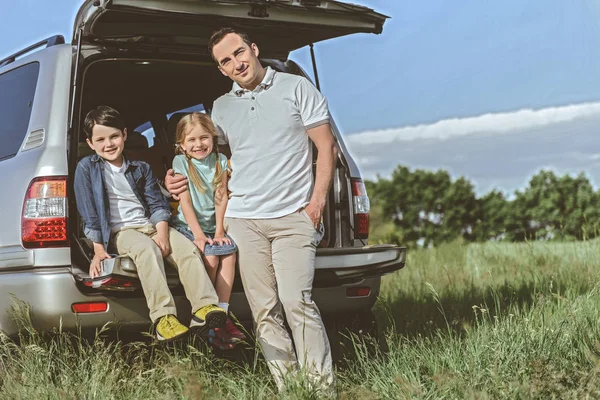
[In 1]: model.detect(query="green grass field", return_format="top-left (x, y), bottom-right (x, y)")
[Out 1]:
top-left (2, 240), bottom-right (600, 399)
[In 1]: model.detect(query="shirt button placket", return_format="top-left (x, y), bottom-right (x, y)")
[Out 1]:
top-left (249, 93), bottom-right (257, 121)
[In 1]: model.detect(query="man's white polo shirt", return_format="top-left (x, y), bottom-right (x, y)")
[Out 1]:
top-left (212, 66), bottom-right (330, 219)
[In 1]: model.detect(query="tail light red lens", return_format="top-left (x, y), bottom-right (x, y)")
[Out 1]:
top-left (354, 214), bottom-right (370, 238)
top-left (351, 178), bottom-right (370, 240)
top-left (72, 302), bottom-right (108, 313)
top-left (346, 287), bottom-right (371, 297)
top-left (22, 176), bottom-right (69, 248)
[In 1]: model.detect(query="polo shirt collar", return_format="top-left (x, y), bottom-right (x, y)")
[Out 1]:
top-left (233, 66), bottom-right (276, 96)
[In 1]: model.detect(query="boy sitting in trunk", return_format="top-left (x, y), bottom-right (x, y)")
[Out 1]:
top-left (74, 105), bottom-right (226, 342)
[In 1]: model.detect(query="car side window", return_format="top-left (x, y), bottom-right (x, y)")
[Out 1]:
top-left (134, 121), bottom-right (156, 147)
top-left (0, 62), bottom-right (40, 162)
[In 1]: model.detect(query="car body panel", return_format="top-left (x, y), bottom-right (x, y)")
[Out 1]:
top-left (0, 267), bottom-right (382, 335)
top-left (0, 44), bottom-right (72, 270)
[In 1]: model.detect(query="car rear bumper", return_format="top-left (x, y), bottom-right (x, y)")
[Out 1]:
top-left (0, 267), bottom-right (382, 336)
top-left (315, 245), bottom-right (406, 286)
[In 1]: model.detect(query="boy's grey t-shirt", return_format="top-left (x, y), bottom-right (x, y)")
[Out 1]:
top-left (171, 153), bottom-right (229, 234)
top-left (103, 160), bottom-right (150, 232)
top-left (211, 67), bottom-right (330, 219)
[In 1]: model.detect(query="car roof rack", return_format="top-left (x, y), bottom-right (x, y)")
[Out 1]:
top-left (0, 35), bottom-right (65, 68)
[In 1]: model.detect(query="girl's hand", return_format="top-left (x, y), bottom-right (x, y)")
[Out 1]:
top-left (90, 250), bottom-right (111, 278)
top-left (212, 233), bottom-right (231, 246)
top-left (193, 235), bottom-right (214, 253)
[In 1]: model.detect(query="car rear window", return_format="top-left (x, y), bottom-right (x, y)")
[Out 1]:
top-left (0, 62), bottom-right (40, 162)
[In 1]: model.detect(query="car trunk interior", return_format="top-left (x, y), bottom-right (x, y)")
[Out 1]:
top-left (69, 57), bottom-right (345, 286)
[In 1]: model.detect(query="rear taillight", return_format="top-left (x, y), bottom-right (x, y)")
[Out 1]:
top-left (346, 287), bottom-right (371, 297)
top-left (72, 302), bottom-right (108, 314)
top-left (21, 176), bottom-right (69, 249)
top-left (351, 178), bottom-right (370, 240)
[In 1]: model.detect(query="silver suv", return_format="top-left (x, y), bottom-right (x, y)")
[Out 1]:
top-left (0, 0), bottom-right (405, 344)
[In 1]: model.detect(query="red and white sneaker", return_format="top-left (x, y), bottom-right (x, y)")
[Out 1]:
top-left (223, 317), bottom-right (246, 343)
top-left (208, 328), bottom-right (235, 351)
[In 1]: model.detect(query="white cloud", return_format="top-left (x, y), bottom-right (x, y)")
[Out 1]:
top-left (343, 101), bottom-right (600, 195)
top-left (346, 102), bottom-right (600, 145)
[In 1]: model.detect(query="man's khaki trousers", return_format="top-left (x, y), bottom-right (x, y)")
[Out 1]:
top-left (113, 225), bottom-right (218, 322)
top-left (225, 210), bottom-right (334, 391)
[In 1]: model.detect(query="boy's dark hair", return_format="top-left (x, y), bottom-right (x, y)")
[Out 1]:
top-left (208, 27), bottom-right (253, 63)
top-left (83, 105), bottom-right (125, 140)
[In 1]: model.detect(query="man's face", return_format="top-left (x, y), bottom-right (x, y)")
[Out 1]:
top-left (213, 33), bottom-right (262, 89)
top-left (87, 124), bottom-right (127, 165)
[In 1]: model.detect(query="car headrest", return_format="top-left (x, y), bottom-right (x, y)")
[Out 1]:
top-left (167, 112), bottom-right (190, 143)
top-left (127, 131), bottom-right (148, 150)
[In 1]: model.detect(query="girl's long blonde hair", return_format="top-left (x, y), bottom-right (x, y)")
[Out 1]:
top-left (174, 112), bottom-right (224, 200)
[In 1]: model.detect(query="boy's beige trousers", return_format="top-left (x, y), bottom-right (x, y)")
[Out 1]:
top-left (113, 225), bottom-right (218, 322)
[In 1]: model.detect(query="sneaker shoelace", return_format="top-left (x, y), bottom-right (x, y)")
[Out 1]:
top-left (164, 316), bottom-right (178, 330)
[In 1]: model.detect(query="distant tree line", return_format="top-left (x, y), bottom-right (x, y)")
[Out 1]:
top-left (366, 166), bottom-right (600, 248)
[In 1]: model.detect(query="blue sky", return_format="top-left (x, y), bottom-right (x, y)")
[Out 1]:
top-left (292, 0), bottom-right (600, 131)
top-left (4, 1), bottom-right (600, 194)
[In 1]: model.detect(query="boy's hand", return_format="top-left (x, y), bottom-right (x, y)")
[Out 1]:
top-left (165, 169), bottom-right (188, 200)
top-left (212, 231), bottom-right (231, 246)
top-left (152, 233), bottom-right (172, 257)
top-left (90, 249), bottom-right (111, 278)
top-left (193, 235), bottom-right (214, 253)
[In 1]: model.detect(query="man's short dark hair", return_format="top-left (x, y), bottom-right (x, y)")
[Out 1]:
top-left (208, 27), bottom-right (253, 63)
top-left (83, 105), bottom-right (125, 140)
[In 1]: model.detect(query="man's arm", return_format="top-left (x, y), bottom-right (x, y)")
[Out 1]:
top-left (165, 169), bottom-right (188, 197)
top-left (305, 123), bottom-right (337, 227)
top-left (295, 76), bottom-right (335, 227)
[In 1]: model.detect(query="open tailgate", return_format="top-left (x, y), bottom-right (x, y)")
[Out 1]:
top-left (73, 0), bottom-right (389, 58)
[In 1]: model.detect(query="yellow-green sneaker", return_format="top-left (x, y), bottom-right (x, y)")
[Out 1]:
top-left (156, 314), bottom-right (189, 342)
top-left (190, 304), bottom-right (227, 336)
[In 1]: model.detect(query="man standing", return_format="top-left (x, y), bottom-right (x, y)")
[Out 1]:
top-left (167, 28), bottom-right (336, 392)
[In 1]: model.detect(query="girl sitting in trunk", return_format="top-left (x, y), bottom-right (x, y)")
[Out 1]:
top-left (169, 112), bottom-right (245, 348)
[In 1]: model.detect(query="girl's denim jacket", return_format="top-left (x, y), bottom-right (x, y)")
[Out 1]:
top-left (74, 154), bottom-right (171, 251)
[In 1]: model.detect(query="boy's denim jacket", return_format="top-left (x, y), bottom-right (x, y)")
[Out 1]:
top-left (74, 154), bottom-right (171, 251)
